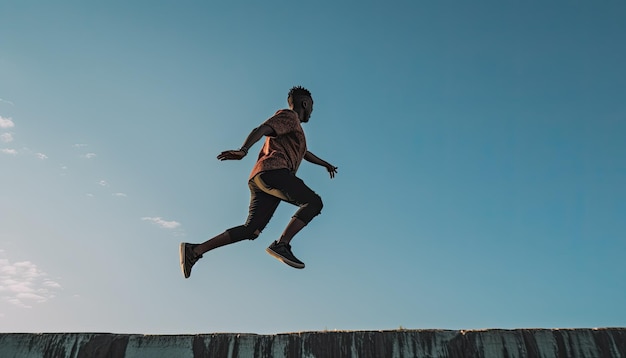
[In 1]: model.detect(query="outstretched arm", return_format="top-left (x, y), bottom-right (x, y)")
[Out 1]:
top-left (217, 125), bottom-right (274, 161)
top-left (304, 151), bottom-right (338, 178)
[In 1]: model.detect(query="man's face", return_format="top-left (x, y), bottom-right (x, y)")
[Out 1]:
top-left (301, 99), bottom-right (314, 123)
top-left (288, 95), bottom-right (314, 122)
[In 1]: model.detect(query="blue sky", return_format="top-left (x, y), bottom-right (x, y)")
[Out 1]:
top-left (1, 1), bottom-right (625, 334)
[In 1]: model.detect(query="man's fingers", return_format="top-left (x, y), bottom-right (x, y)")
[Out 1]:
top-left (217, 150), bottom-right (245, 161)
top-left (327, 166), bottom-right (338, 178)
top-left (217, 151), bottom-right (233, 160)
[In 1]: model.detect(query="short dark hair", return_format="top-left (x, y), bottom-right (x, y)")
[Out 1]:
top-left (288, 86), bottom-right (312, 101)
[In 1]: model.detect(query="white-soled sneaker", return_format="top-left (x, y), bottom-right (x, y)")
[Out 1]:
top-left (179, 242), bottom-right (203, 278)
top-left (266, 241), bottom-right (305, 269)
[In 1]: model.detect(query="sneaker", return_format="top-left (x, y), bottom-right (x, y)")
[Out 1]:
top-left (266, 241), bottom-right (305, 269)
top-left (179, 242), bottom-right (202, 278)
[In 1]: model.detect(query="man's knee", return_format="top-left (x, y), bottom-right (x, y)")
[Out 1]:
top-left (310, 194), bottom-right (323, 215)
top-left (227, 226), bottom-right (261, 242)
top-left (297, 194), bottom-right (323, 223)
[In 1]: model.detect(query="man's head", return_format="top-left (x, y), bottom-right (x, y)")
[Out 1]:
top-left (288, 86), bottom-right (313, 123)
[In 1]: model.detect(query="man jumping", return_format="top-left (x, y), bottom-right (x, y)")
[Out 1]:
top-left (179, 86), bottom-right (337, 278)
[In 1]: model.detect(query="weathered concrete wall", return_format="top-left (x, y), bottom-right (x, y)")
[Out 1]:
top-left (1, 328), bottom-right (625, 358)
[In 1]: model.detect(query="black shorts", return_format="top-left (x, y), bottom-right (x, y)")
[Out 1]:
top-left (245, 169), bottom-right (323, 233)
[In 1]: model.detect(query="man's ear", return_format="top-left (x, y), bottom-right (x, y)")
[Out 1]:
top-left (301, 99), bottom-right (309, 109)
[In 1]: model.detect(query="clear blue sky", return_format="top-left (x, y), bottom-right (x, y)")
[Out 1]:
top-left (1, 1), bottom-right (625, 334)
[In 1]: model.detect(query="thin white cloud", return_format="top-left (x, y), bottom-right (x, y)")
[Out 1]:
top-left (141, 217), bottom-right (181, 229)
top-left (1, 148), bottom-right (17, 155)
top-left (0, 133), bottom-right (13, 143)
top-left (0, 116), bottom-right (14, 128)
top-left (82, 153), bottom-right (96, 159)
top-left (97, 180), bottom-right (108, 187)
top-left (43, 280), bottom-right (61, 289)
top-left (113, 193), bottom-right (127, 197)
top-left (0, 99), bottom-right (14, 106)
top-left (35, 153), bottom-right (48, 160)
top-left (73, 143), bottom-right (87, 148)
top-left (0, 256), bottom-right (62, 309)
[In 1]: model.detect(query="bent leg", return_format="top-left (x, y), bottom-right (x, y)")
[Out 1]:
top-left (256, 170), bottom-right (324, 224)
top-left (255, 170), bottom-right (324, 245)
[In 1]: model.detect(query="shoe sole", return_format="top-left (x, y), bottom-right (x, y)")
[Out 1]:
top-left (265, 247), bottom-right (305, 269)
top-left (179, 243), bottom-right (191, 278)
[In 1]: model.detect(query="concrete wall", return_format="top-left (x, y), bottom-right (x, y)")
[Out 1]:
top-left (1, 328), bottom-right (625, 357)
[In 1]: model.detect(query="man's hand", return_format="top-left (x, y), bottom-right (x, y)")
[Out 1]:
top-left (326, 164), bottom-right (338, 179)
top-left (217, 150), bottom-right (246, 161)
top-left (304, 151), bottom-right (338, 179)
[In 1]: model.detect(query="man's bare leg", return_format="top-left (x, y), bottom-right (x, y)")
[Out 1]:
top-left (278, 217), bottom-right (306, 245)
top-left (180, 231), bottom-right (239, 278)
top-left (195, 231), bottom-right (234, 255)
